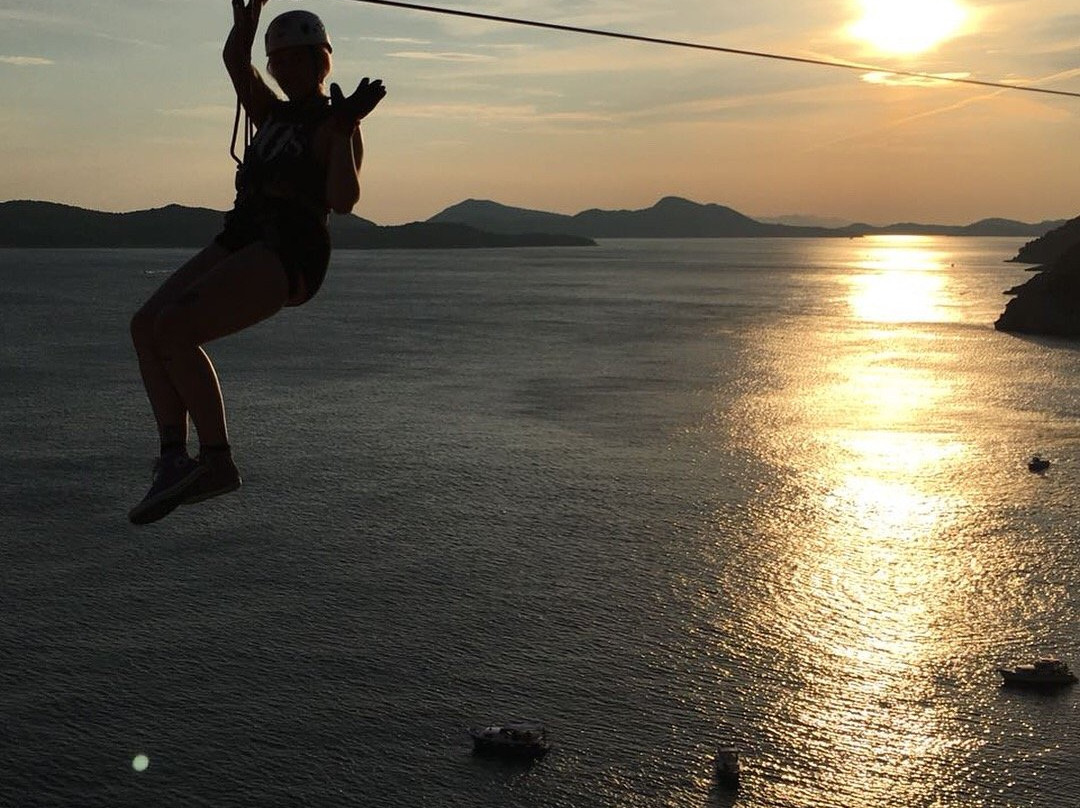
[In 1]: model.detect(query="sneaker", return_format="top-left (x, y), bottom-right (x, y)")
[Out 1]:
top-left (183, 451), bottom-right (242, 505)
top-left (128, 453), bottom-right (205, 525)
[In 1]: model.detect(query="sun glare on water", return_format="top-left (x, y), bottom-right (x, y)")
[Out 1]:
top-left (725, 236), bottom-right (990, 803)
top-left (849, 0), bottom-right (970, 56)
top-left (847, 237), bottom-right (954, 323)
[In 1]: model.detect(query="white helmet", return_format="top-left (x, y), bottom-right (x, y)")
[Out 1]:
top-left (265, 10), bottom-right (332, 55)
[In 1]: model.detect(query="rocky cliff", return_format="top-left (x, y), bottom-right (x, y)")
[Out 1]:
top-left (1010, 215), bottom-right (1080, 264)
top-left (995, 217), bottom-right (1080, 337)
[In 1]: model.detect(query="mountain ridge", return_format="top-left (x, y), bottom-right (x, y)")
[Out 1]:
top-left (0, 197), bottom-right (1068, 248)
top-left (0, 200), bottom-right (593, 249)
top-left (428, 196), bottom-right (1066, 239)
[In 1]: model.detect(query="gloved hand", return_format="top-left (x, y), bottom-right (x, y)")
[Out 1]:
top-left (330, 78), bottom-right (387, 133)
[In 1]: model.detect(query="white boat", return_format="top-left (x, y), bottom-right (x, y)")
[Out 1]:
top-left (715, 742), bottom-right (740, 785)
top-left (998, 658), bottom-right (1078, 689)
top-left (469, 720), bottom-right (550, 759)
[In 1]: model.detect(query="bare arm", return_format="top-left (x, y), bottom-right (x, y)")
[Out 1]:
top-left (324, 79), bottom-right (386, 214)
top-left (223, 0), bottom-right (276, 126)
top-left (325, 126), bottom-right (364, 214)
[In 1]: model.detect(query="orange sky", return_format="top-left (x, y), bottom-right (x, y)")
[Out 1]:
top-left (1, 0), bottom-right (1077, 225)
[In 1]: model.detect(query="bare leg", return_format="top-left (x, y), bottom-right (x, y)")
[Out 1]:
top-left (151, 243), bottom-right (290, 448)
top-left (131, 243), bottom-right (232, 444)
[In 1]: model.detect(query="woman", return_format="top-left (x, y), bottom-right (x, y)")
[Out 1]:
top-left (128, 0), bottom-right (386, 525)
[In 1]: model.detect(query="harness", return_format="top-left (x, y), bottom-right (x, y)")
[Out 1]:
top-left (232, 96), bottom-right (332, 222)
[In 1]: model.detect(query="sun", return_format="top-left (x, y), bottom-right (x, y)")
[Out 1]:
top-left (849, 0), bottom-right (969, 56)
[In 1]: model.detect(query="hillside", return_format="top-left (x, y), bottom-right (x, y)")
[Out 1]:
top-left (0, 201), bottom-right (594, 249)
top-left (430, 197), bottom-right (827, 238)
top-left (1, 198), bottom-right (1067, 249)
top-left (1009, 215), bottom-right (1080, 264)
top-left (0, 201), bottom-right (228, 248)
top-left (995, 216), bottom-right (1080, 337)
top-left (428, 197), bottom-right (1066, 239)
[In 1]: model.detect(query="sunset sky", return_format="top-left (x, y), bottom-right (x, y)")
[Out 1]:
top-left (1, 0), bottom-right (1077, 225)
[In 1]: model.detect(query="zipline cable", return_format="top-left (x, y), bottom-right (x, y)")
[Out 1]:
top-left (345, 0), bottom-right (1080, 100)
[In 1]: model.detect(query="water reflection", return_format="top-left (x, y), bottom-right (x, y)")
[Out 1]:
top-left (847, 236), bottom-right (954, 324)
top-left (723, 237), bottom-right (1000, 806)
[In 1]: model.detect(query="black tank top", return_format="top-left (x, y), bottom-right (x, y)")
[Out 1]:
top-left (234, 96), bottom-right (332, 220)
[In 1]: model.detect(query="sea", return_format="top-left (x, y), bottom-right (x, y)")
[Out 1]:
top-left (2, 236), bottom-right (1079, 808)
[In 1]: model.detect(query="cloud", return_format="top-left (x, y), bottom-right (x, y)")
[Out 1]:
top-left (388, 51), bottom-right (496, 62)
top-left (157, 105), bottom-right (237, 120)
top-left (1024, 11), bottom-right (1080, 44)
top-left (348, 36), bottom-right (432, 45)
top-left (860, 71), bottom-right (972, 88)
top-left (430, 0), bottom-right (667, 36)
top-left (406, 0), bottom-right (667, 41)
top-left (397, 38), bottom-right (707, 79)
top-left (0, 9), bottom-right (77, 27)
top-left (389, 101), bottom-right (612, 125)
top-left (0, 8), bottom-right (164, 49)
top-left (87, 31), bottom-right (166, 50)
top-left (614, 85), bottom-right (836, 128)
top-left (0, 55), bottom-right (53, 66)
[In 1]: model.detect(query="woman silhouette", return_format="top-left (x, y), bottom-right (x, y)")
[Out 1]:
top-left (128, 0), bottom-right (385, 524)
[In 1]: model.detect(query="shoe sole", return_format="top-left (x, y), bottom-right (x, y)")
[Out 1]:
top-left (128, 467), bottom-right (206, 525)
top-left (184, 478), bottom-right (242, 505)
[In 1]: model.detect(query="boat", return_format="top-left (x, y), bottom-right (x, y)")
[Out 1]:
top-left (1028, 456), bottom-right (1051, 472)
top-left (715, 742), bottom-right (740, 785)
top-left (998, 658), bottom-right (1078, 689)
top-left (469, 720), bottom-right (550, 759)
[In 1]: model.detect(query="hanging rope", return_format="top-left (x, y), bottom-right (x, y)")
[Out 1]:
top-left (229, 97), bottom-right (245, 165)
top-left (345, 0), bottom-right (1080, 100)
top-left (229, 74), bottom-right (256, 167)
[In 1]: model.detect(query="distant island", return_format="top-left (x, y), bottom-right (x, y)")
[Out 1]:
top-left (0, 197), bottom-right (1067, 249)
top-left (0, 201), bottom-right (594, 250)
top-left (430, 196), bottom-right (1066, 240)
top-left (995, 215), bottom-right (1080, 338)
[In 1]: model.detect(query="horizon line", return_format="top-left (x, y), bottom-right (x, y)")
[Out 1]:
top-left (1, 196), bottom-right (1075, 230)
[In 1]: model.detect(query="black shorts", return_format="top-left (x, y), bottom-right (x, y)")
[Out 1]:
top-left (215, 200), bottom-right (330, 305)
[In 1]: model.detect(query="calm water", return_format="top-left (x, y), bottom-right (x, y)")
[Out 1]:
top-left (2, 237), bottom-right (1079, 808)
